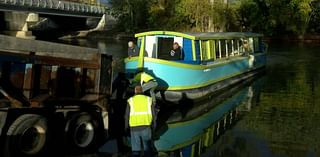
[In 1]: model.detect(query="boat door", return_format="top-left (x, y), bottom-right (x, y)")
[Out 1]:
top-left (157, 37), bottom-right (174, 60)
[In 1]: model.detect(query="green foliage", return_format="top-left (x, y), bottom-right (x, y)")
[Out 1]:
top-left (109, 0), bottom-right (319, 35)
top-left (147, 0), bottom-right (188, 30)
top-left (238, 0), bottom-right (269, 33)
top-left (308, 1), bottom-right (320, 33)
top-left (239, 0), bottom-right (313, 35)
top-left (109, 0), bottom-right (151, 32)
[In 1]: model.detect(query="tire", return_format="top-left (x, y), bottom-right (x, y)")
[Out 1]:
top-left (65, 112), bottom-right (103, 153)
top-left (3, 114), bottom-right (50, 157)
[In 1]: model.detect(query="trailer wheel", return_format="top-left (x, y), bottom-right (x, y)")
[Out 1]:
top-left (65, 112), bottom-right (103, 152)
top-left (4, 114), bottom-right (49, 157)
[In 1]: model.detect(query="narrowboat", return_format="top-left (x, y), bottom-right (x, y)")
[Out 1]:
top-left (125, 31), bottom-right (267, 103)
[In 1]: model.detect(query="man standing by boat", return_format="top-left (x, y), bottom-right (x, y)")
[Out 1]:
top-left (128, 41), bottom-right (140, 58)
top-left (132, 71), bottom-right (158, 105)
top-left (125, 85), bottom-right (157, 157)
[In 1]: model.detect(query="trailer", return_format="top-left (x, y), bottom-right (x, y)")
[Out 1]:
top-left (0, 35), bottom-right (112, 157)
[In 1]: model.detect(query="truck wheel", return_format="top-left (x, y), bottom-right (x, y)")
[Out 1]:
top-left (4, 114), bottom-right (49, 157)
top-left (65, 112), bottom-right (102, 152)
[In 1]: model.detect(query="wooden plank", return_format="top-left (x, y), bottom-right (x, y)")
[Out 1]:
top-left (0, 34), bottom-right (100, 61)
top-left (0, 50), bottom-right (100, 68)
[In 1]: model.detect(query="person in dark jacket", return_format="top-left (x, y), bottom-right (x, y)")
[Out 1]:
top-left (112, 72), bottom-right (130, 100)
top-left (170, 42), bottom-right (184, 60)
top-left (128, 41), bottom-right (140, 58)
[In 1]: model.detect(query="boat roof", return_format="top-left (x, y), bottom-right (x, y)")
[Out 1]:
top-left (135, 31), bottom-right (263, 40)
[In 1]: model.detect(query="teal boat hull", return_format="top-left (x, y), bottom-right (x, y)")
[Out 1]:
top-left (125, 53), bottom-right (266, 103)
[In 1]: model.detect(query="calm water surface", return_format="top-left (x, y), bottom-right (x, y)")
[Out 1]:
top-left (208, 42), bottom-right (320, 157)
top-left (61, 38), bottom-right (320, 157)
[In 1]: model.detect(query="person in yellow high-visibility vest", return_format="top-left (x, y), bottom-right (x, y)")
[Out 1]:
top-left (125, 85), bottom-right (157, 157)
top-left (133, 71), bottom-right (158, 105)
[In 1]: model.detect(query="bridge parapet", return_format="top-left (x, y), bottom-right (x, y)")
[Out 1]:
top-left (0, 0), bottom-right (108, 17)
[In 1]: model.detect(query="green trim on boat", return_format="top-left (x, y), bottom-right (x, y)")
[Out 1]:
top-left (124, 56), bottom-right (139, 63)
top-left (192, 40), bottom-right (196, 61)
top-left (135, 31), bottom-right (196, 40)
top-left (206, 40), bottom-right (211, 59)
top-left (134, 31), bottom-right (263, 40)
top-left (158, 70), bottom-right (248, 90)
top-left (138, 36), bottom-right (145, 68)
top-left (191, 143), bottom-right (195, 157)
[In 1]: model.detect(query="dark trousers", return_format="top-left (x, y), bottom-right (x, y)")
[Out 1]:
top-left (130, 127), bottom-right (153, 157)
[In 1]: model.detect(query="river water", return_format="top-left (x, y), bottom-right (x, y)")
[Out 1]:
top-left (59, 38), bottom-right (320, 157)
top-left (208, 42), bottom-right (320, 157)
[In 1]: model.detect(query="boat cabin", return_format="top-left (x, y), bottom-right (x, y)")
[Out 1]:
top-left (133, 31), bottom-right (265, 65)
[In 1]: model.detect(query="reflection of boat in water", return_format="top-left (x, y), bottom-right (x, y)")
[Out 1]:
top-left (125, 31), bottom-right (267, 103)
top-left (154, 77), bottom-right (264, 156)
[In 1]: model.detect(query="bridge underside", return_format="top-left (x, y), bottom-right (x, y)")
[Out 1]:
top-left (0, 4), bottom-right (104, 18)
top-left (0, 0), bottom-right (107, 18)
top-left (0, 1), bottom-right (113, 39)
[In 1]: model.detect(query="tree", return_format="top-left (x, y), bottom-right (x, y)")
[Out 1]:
top-left (238, 0), bottom-right (272, 34)
top-left (307, 0), bottom-right (320, 34)
top-left (109, 0), bottom-right (151, 32)
top-left (237, 0), bottom-right (314, 35)
top-left (148, 0), bottom-right (185, 30)
top-left (281, 0), bottom-right (312, 35)
top-left (176, 0), bottom-right (236, 32)
top-left (109, 0), bottom-right (318, 35)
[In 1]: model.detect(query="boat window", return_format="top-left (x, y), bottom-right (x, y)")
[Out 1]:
top-left (248, 38), bottom-right (254, 53)
top-left (215, 40), bottom-right (221, 59)
top-left (220, 40), bottom-right (227, 58)
top-left (194, 40), bottom-right (201, 61)
top-left (200, 40), bottom-right (208, 60)
top-left (233, 39), bottom-right (240, 56)
top-left (145, 36), bottom-right (157, 58)
top-left (240, 38), bottom-right (252, 53)
top-left (211, 40), bottom-right (216, 60)
top-left (200, 40), bottom-right (216, 64)
top-left (227, 40), bottom-right (233, 57)
top-left (237, 39), bottom-right (241, 55)
top-left (137, 37), bottom-right (142, 49)
top-left (239, 39), bottom-right (243, 53)
top-left (253, 37), bottom-right (259, 53)
top-left (199, 37), bottom-right (261, 62)
top-left (257, 37), bottom-right (265, 53)
top-left (207, 40), bottom-right (215, 60)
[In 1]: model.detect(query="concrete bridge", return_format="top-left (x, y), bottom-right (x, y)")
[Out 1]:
top-left (0, 0), bottom-right (113, 39)
top-left (0, 0), bottom-right (107, 17)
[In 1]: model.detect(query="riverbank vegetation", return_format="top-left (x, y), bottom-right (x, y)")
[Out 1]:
top-left (109, 0), bottom-right (320, 36)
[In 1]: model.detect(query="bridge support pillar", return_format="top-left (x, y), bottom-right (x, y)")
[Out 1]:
top-left (4, 12), bottom-right (39, 39)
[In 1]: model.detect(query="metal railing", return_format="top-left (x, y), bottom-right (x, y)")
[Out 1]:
top-left (0, 0), bottom-right (107, 14)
